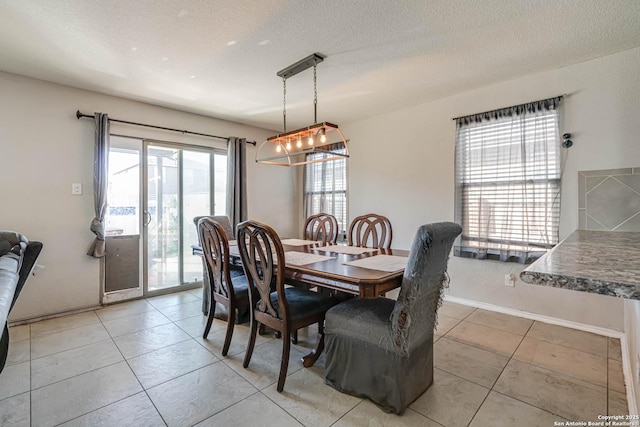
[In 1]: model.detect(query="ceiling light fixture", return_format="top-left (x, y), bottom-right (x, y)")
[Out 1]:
top-left (256, 53), bottom-right (349, 166)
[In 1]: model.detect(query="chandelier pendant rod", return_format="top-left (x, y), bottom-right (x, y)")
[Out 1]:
top-left (276, 53), bottom-right (324, 133)
top-left (313, 63), bottom-right (318, 125)
top-left (283, 77), bottom-right (287, 133)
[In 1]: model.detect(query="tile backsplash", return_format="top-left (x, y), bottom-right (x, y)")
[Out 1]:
top-left (578, 167), bottom-right (640, 231)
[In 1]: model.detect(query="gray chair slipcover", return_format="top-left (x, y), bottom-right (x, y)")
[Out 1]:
top-left (194, 215), bottom-right (235, 239)
top-left (324, 222), bottom-right (462, 414)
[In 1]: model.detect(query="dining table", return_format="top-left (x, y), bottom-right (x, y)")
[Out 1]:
top-left (193, 238), bottom-right (410, 367)
top-left (192, 238), bottom-right (410, 300)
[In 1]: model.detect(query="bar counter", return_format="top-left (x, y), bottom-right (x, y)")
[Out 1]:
top-left (520, 230), bottom-right (640, 300)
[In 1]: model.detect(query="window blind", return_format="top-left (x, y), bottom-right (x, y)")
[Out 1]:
top-left (454, 97), bottom-right (562, 263)
top-left (303, 148), bottom-right (347, 237)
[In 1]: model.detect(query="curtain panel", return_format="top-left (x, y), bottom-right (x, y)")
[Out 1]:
top-left (226, 137), bottom-right (248, 233)
top-left (454, 97), bottom-right (562, 263)
top-left (87, 113), bottom-right (110, 257)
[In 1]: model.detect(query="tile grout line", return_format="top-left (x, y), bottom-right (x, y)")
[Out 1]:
top-left (484, 320), bottom-right (572, 421)
top-left (585, 174), bottom-right (610, 196)
top-left (585, 212), bottom-right (609, 231)
top-left (259, 388), bottom-right (310, 426)
top-left (15, 299), bottom-right (625, 425)
top-left (61, 310), bottom-right (205, 426)
top-left (611, 175), bottom-right (640, 198)
top-left (37, 307), bottom-right (166, 425)
top-left (464, 317), bottom-right (535, 425)
top-left (520, 322), bottom-right (611, 381)
top-left (613, 210), bottom-right (640, 231)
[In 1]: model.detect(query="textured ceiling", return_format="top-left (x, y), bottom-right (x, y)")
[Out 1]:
top-left (1, 0), bottom-right (639, 131)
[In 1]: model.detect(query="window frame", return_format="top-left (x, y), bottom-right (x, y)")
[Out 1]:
top-left (303, 146), bottom-right (348, 240)
top-left (454, 99), bottom-right (562, 263)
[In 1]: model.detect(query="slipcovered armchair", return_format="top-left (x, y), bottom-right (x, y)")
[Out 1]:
top-left (324, 222), bottom-right (462, 414)
top-left (0, 231), bottom-right (42, 373)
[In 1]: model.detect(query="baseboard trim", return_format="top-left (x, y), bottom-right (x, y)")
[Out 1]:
top-left (8, 305), bottom-right (103, 327)
top-left (443, 295), bottom-right (637, 415)
top-left (621, 337), bottom-right (639, 415)
top-left (444, 295), bottom-right (623, 337)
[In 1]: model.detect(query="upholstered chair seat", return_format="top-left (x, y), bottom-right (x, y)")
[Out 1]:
top-left (269, 287), bottom-right (337, 322)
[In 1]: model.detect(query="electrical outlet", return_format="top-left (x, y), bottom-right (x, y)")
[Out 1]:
top-left (71, 183), bottom-right (82, 195)
top-left (504, 273), bottom-right (515, 287)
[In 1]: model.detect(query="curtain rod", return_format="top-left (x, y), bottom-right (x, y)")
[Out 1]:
top-left (451, 94), bottom-right (566, 121)
top-left (76, 110), bottom-right (257, 145)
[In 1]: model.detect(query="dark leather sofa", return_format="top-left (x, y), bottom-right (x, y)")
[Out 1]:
top-left (0, 231), bottom-right (42, 373)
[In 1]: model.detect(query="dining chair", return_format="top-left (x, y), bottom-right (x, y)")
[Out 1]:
top-left (237, 220), bottom-right (338, 392)
top-left (324, 222), bottom-right (462, 414)
top-left (348, 213), bottom-right (393, 249)
top-left (194, 215), bottom-right (245, 314)
top-left (303, 213), bottom-right (339, 245)
top-left (197, 217), bottom-right (250, 356)
top-left (296, 212), bottom-right (340, 342)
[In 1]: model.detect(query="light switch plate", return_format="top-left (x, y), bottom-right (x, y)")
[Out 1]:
top-left (72, 183), bottom-right (82, 195)
top-left (504, 273), bottom-right (515, 287)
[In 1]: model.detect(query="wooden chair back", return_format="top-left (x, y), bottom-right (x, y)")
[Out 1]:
top-left (197, 217), bottom-right (234, 301)
top-left (304, 213), bottom-right (339, 245)
top-left (236, 220), bottom-right (286, 321)
top-left (197, 217), bottom-right (250, 354)
top-left (348, 213), bottom-right (393, 249)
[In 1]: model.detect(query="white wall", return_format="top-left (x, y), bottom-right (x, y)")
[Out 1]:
top-left (0, 72), bottom-right (297, 321)
top-left (344, 47), bottom-right (640, 331)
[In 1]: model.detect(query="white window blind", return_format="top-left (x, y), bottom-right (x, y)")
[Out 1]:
top-left (454, 97), bottom-right (562, 263)
top-left (303, 148), bottom-right (347, 237)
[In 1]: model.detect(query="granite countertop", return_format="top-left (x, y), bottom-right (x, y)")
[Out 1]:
top-left (520, 230), bottom-right (640, 300)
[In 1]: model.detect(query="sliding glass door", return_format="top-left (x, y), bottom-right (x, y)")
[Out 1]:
top-left (146, 143), bottom-right (227, 293)
top-left (104, 137), bottom-right (226, 301)
top-left (104, 137), bottom-right (144, 303)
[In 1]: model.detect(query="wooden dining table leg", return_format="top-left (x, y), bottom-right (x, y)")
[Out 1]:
top-left (300, 321), bottom-right (325, 368)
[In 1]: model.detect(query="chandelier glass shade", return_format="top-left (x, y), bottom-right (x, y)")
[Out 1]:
top-left (255, 53), bottom-right (349, 166)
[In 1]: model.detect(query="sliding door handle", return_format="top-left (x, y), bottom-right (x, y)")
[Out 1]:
top-left (143, 211), bottom-right (152, 227)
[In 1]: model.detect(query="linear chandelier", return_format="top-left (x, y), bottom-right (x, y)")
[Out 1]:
top-left (256, 53), bottom-right (349, 166)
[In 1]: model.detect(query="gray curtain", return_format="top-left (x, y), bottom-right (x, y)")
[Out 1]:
top-left (226, 137), bottom-right (247, 232)
top-left (87, 113), bottom-right (110, 257)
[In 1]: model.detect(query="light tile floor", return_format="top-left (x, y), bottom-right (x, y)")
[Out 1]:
top-left (0, 290), bottom-right (629, 427)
